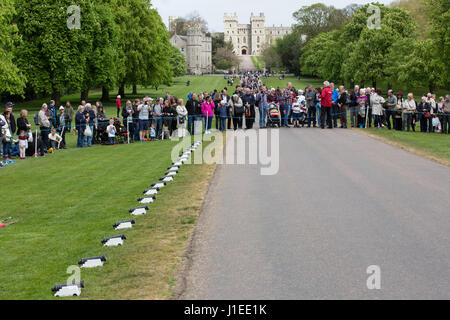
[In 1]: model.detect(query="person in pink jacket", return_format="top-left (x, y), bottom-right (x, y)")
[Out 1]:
top-left (202, 96), bottom-right (215, 134)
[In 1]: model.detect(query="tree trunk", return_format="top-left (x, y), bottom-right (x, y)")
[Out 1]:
top-left (387, 83), bottom-right (393, 90)
top-left (132, 84), bottom-right (137, 95)
top-left (429, 84), bottom-right (435, 94)
top-left (81, 90), bottom-right (89, 102)
top-left (51, 88), bottom-right (62, 107)
top-left (101, 86), bottom-right (110, 102)
top-left (118, 83), bottom-right (125, 98)
top-left (372, 79), bottom-right (376, 89)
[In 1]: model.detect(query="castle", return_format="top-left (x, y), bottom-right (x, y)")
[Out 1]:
top-left (169, 17), bottom-right (212, 75)
top-left (224, 13), bottom-right (292, 56)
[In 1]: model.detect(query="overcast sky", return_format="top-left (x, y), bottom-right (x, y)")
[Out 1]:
top-left (152, 0), bottom-right (393, 32)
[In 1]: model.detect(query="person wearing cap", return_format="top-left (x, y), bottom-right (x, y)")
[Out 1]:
top-left (217, 100), bottom-right (229, 131)
top-left (319, 81), bottom-right (333, 129)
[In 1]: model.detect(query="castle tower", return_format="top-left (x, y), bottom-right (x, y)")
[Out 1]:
top-left (223, 13), bottom-right (239, 55)
top-left (202, 36), bottom-right (212, 73)
top-left (250, 13), bottom-right (265, 56)
top-left (169, 16), bottom-right (178, 34)
top-left (187, 28), bottom-right (203, 75)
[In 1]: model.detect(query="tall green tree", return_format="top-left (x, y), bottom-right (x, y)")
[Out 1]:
top-left (15, 0), bottom-right (93, 105)
top-left (300, 30), bottom-right (344, 82)
top-left (274, 30), bottom-right (305, 75)
top-left (293, 3), bottom-right (351, 41)
top-left (169, 45), bottom-right (187, 77)
top-left (116, 0), bottom-right (171, 96)
top-left (341, 4), bottom-right (416, 88)
top-left (80, 0), bottom-right (120, 102)
top-left (425, 0), bottom-right (450, 86)
top-left (0, 0), bottom-right (26, 96)
top-left (388, 38), bottom-right (445, 92)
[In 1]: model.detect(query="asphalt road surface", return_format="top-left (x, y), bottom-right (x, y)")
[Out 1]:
top-left (180, 128), bottom-right (450, 300)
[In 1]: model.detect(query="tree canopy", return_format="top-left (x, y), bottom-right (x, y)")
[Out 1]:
top-left (0, 0), bottom-right (179, 103)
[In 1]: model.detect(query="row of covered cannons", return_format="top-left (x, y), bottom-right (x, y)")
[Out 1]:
top-left (51, 141), bottom-right (203, 297)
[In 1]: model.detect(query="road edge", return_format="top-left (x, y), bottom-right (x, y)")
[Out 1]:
top-left (355, 129), bottom-right (450, 167)
top-left (172, 163), bottom-right (219, 299)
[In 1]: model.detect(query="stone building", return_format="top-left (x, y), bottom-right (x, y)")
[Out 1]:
top-left (169, 16), bottom-right (212, 75)
top-left (223, 12), bottom-right (292, 56)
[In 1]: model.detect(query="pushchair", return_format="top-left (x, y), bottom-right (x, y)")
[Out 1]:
top-left (268, 104), bottom-right (281, 128)
top-left (113, 118), bottom-right (127, 144)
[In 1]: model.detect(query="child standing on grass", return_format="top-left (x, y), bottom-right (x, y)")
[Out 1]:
top-left (150, 125), bottom-right (156, 141)
top-left (106, 119), bottom-right (116, 145)
top-left (18, 130), bottom-right (28, 159)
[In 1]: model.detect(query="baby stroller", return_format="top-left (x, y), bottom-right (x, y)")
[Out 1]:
top-left (268, 104), bottom-right (281, 128)
top-left (113, 118), bottom-right (126, 144)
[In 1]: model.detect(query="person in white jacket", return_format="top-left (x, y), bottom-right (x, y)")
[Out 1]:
top-left (176, 99), bottom-right (188, 138)
top-left (370, 88), bottom-right (386, 128)
top-left (0, 112), bottom-right (13, 160)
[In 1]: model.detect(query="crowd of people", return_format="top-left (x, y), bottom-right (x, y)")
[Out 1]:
top-left (1, 71), bottom-right (449, 167)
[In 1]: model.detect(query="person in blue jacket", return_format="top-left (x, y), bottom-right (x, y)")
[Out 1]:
top-left (331, 83), bottom-right (339, 128)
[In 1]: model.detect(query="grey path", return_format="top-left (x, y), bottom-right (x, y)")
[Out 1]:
top-left (238, 55), bottom-right (256, 71)
top-left (180, 128), bottom-right (450, 300)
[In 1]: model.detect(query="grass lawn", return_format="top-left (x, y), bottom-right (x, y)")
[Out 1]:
top-left (1, 76), bottom-right (231, 299)
top-left (251, 56), bottom-right (265, 70)
top-left (0, 135), bottom-right (215, 299)
top-left (358, 128), bottom-right (450, 167)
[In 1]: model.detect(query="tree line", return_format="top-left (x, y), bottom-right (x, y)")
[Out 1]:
top-left (263, 1), bottom-right (449, 93)
top-left (0, 0), bottom-right (186, 106)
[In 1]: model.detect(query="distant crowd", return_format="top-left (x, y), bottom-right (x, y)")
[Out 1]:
top-left (1, 71), bottom-right (449, 166)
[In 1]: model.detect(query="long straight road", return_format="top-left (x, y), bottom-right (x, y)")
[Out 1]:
top-left (179, 128), bottom-right (450, 300)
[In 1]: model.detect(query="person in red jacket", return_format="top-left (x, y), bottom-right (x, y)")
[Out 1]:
top-left (116, 95), bottom-right (122, 118)
top-left (319, 81), bottom-right (333, 129)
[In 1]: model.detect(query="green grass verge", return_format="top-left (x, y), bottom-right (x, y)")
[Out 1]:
top-left (358, 128), bottom-right (450, 167)
top-left (0, 138), bottom-right (215, 299)
top-left (251, 56), bottom-right (265, 70)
